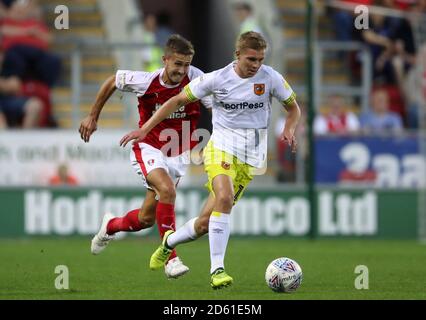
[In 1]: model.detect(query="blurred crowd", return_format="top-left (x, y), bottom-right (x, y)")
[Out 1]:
top-left (0, 0), bottom-right (60, 129)
top-left (1, 0), bottom-right (423, 186)
top-left (141, 11), bottom-right (175, 72)
top-left (324, 0), bottom-right (426, 132)
top-left (276, 0), bottom-right (426, 182)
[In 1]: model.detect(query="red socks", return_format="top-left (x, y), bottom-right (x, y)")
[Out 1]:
top-left (156, 202), bottom-right (177, 260)
top-left (105, 203), bottom-right (178, 262)
top-left (106, 209), bottom-right (143, 235)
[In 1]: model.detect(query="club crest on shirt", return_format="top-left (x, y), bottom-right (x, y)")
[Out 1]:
top-left (221, 161), bottom-right (231, 170)
top-left (254, 83), bottom-right (265, 96)
top-left (148, 159), bottom-right (155, 165)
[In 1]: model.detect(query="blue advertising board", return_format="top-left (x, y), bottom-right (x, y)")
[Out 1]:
top-left (315, 135), bottom-right (424, 187)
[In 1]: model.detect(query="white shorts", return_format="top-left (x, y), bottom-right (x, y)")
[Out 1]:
top-left (130, 142), bottom-right (189, 190)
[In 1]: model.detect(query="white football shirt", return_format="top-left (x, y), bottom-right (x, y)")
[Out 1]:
top-left (184, 61), bottom-right (296, 168)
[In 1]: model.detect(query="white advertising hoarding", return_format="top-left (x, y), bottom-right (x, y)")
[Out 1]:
top-left (0, 130), bottom-right (142, 186)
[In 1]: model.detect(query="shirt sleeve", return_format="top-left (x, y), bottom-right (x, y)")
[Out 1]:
top-left (184, 71), bottom-right (216, 103)
top-left (200, 96), bottom-right (213, 109)
top-left (115, 70), bottom-right (155, 95)
top-left (270, 69), bottom-right (296, 106)
top-left (188, 66), bottom-right (213, 109)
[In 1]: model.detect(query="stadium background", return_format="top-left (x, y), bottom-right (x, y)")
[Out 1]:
top-left (0, 0), bottom-right (425, 300)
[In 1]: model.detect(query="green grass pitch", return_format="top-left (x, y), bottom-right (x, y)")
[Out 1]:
top-left (1, 237), bottom-right (425, 300)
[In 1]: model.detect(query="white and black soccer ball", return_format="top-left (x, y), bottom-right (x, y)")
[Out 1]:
top-left (265, 257), bottom-right (303, 293)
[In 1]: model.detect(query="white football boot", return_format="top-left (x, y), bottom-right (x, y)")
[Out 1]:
top-left (164, 257), bottom-right (190, 279)
top-left (91, 212), bottom-right (115, 255)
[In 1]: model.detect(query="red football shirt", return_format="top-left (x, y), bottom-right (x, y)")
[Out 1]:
top-left (116, 67), bottom-right (211, 156)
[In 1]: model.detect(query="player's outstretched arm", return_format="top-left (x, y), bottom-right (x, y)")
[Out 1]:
top-left (281, 100), bottom-right (301, 153)
top-left (79, 75), bottom-right (116, 142)
top-left (120, 90), bottom-right (194, 147)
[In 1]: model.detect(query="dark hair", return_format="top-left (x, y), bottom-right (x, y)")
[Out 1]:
top-left (236, 31), bottom-right (267, 52)
top-left (164, 34), bottom-right (195, 57)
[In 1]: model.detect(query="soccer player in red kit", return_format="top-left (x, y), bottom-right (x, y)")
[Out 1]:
top-left (79, 34), bottom-right (212, 278)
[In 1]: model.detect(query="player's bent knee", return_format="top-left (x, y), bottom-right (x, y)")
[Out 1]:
top-left (215, 192), bottom-right (234, 209)
top-left (157, 184), bottom-right (176, 201)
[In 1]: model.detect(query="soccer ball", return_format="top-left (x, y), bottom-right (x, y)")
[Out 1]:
top-left (265, 257), bottom-right (303, 293)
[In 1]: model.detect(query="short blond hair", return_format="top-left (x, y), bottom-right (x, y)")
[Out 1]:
top-left (236, 31), bottom-right (267, 52)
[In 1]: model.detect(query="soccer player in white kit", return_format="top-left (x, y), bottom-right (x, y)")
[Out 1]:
top-left (79, 35), bottom-right (212, 279)
top-left (120, 31), bottom-right (301, 289)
